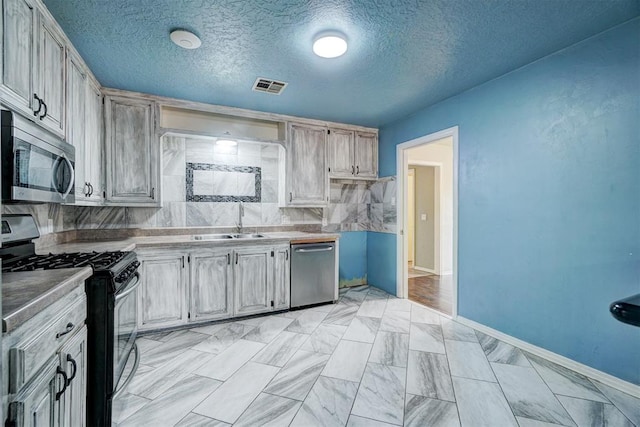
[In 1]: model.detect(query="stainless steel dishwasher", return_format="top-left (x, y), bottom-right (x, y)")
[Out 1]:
top-left (291, 242), bottom-right (337, 308)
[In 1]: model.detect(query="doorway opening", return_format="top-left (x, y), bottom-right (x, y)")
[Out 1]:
top-left (396, 127), bottom-right (458, 317)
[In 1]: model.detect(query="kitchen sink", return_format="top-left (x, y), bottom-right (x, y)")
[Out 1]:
top-left (192, 233), bottom-right (265, 240)
top-left (193, 234), bottom-right (234, 240)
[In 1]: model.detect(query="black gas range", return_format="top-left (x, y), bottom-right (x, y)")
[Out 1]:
top-left (1, 215), bottom-right (140, 427)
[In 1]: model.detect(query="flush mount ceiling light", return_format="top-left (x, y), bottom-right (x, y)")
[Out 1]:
top-left (216, 132), bottom-right (237, 147)
top-left (313, 33), bottom-right (348, 58)
top-left (170, 30), bottom-right (201, 49)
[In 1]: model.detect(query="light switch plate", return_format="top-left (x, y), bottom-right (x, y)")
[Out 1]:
top-left (421, 214), bottom-right (427, 221)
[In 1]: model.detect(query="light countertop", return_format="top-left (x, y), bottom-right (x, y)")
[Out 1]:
top-left (2, 267), bottom-right (92, 333)
top-left (39, 232), bottom-right (340, 254)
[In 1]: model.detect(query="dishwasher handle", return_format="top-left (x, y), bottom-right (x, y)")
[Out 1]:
top-left (294, 246), bottom-right (334, 253)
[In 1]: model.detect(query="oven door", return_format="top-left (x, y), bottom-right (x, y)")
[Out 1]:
top-left (113, 272), bottom-right (140, 391)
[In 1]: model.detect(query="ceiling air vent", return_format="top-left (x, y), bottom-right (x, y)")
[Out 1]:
top-left (252, 78), bottom-right (288, 95)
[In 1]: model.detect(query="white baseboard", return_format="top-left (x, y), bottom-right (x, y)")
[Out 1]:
top-left (456, 316), bottom-right (640, 398)
top-left (413, 265), bottom-right (435, 274)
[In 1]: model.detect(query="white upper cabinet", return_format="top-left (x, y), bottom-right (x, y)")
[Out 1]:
top-left (66, 52), bottom-right (87, 201)
top-left (354, 132), bottom-right (378, 178)
top-left (286, 122), bottom-right (329, 206)
top-left (104, 94), bottom-right (159, 206)
top-left (35, 10), bottom-right (66, 136)
top-left (1, 0), bottom-right (68, 137)
top-left (67, 52), bottom-right (104, 205)
top-left (328, 128), bottom-right (378, 179)
top-left (83, 78), bottom-right (104, 203)
top-left (327, 128), bottom-right (355, 177)
top-left (1, 0), bottom-right (37, 117)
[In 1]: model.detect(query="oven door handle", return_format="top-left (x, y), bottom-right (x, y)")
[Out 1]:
top-left (114, 342), bottom-right (139, 398)
top-left (115, 272), bottom-right (141, 303)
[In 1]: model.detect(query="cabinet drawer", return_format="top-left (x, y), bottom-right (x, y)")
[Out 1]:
top-left (9, 294), bottom-right (87, 393)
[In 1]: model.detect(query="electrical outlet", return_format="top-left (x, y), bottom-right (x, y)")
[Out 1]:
top-left (421, 213), bottom-right (427, 221)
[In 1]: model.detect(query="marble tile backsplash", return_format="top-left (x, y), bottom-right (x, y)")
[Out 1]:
top-left (369, 177), bottom-right (397, 233)
top-left (3, 134), bottom-right (397, 235)
top-left (1, 203), bottom-right (75, 235)
top-left (68, 179), bottom-right (397, 233)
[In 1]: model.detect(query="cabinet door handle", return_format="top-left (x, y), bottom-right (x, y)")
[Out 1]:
top-left (88, 183), bottom-right (94, 197)
top-left (83, 183), bottom-right (89, 197)
top-left (56, 322), bottom-right (75, 338)
top-left (289, 192), bottom-right (292, 203)
top-left (351, 165), bottom-right (355, 175)
top-left (286, 250), bottom-right (289, 260)
top-left (66, 354), bottom-right (77, 385)
top-left (235, 253), bottom-right (239, 264)
top-left (182, 257), bottom-right (185, 268)
top-left (39, 101), bottom-right (47, 120)
top-left (356, 166), bottom-right (359, 175)
top-left (227, 253), bottom-right (230, 264)
top-left (33, 94), bottom-right (43, 116)
top-left (151, 187), bottom-right (155, 199)
top-left (55, 367), bottom-right (68, 401)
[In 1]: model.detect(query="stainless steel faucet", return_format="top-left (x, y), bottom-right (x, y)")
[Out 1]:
top-left (236, 202), bottom-right (244, 233)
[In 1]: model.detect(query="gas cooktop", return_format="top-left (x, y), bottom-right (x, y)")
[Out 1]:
top-left (2, 251), bottom-right (129, 273)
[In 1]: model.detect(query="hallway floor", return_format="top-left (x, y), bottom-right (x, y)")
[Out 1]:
top-left (113, 286), bottom-right (639, 427)
top-left (408, 264), bottom-right (453, 315)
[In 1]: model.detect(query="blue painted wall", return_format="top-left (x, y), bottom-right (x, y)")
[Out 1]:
top-left (366, 232), bottom-right (397, 295)
top-left (338, 232), bottom-right (368, 286)
top-left (376, 18), bottom-right (640, 385)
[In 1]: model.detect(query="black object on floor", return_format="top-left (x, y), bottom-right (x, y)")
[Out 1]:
top-left (610, 293), bottom-right (640, 327)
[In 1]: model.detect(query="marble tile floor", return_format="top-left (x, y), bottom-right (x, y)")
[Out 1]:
top-left (113, 285), bottom-right (640, 427)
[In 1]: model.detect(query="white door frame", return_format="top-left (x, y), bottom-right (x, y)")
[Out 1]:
top-left (408, 161), bottom-right (443, 275)
top-left (396, 126), bottom-right (459, 319)
top-left (407, 168), bottom-right (416, 265)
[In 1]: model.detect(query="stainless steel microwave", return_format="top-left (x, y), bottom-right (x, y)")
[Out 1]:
top-left (1, 110), bottom-right (75, 204)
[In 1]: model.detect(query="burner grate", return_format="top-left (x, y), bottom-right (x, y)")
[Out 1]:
top-left (2, 251), bottom-right (129, 273)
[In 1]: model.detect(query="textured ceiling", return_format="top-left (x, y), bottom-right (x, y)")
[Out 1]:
top-left (43, 0), bottom-right (640, 127)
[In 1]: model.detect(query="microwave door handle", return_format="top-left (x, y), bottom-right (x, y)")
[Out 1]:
top-left (51, 156), bottom-right (65, 196)
top-left (60, 154), bottom-right (75, 200)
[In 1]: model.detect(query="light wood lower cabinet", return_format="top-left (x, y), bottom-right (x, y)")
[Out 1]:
top-left (273, 245), bottom-right (291, 310)
top-left (4, 289), bottom-right (88, 427)
top-left (189, 249), bottom-right (233, 322)
top-left (137, 243), bottom-right (291, 330)
top-left (7, 358), bottom-right (59, 427)
top-left (233, 247), bottom-right (272, 316)
top-left (138, 251), bottom-right (187, 330)
top-left (57, 326), bottom-right (87, 427)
